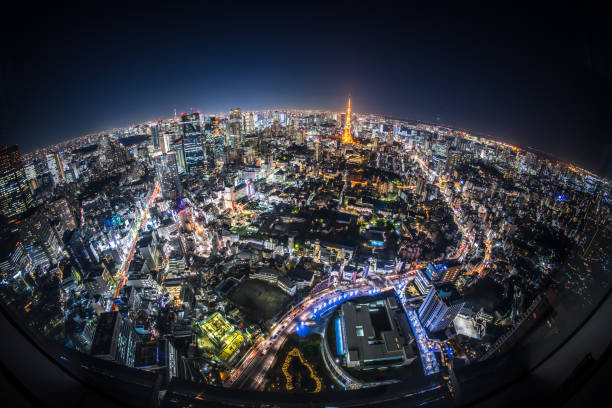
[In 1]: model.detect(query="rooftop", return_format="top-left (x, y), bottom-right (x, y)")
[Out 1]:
top-left (340, 296), bottom-right (413, 366)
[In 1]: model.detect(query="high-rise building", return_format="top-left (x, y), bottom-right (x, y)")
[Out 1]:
top-left (0, 234), bottom-right (33, 279)
top-left (0, 145), bottom-right (35, 223)
top-left (91, 311), bottom-right (139, 367)
top-left (244, 112), bottom-right (254, 134)
top-left (418, 282), bottom-right (464, 333)
top-left (205, 142), bottom-right (216, 171)
top-left (156, 152), bottom-right (182, 200)
top-left (314, 139), bottom-right (321, 162)
top-left (19, 214), bottom-right (61, 269)
top-left (229, 108), bottom-right (242, 145)
top-left (181, 111), bottom-right (202, 139)
top-left (158, 133), bottom-right (170, 154)
top-left (180, 112), bottom-right (205, 174)
top-left (182, 139), bottom-right (205, 174)
top-left (151, 123), bottom-right (159, 149)
top-left (173, 143), bottom-right (187, 174)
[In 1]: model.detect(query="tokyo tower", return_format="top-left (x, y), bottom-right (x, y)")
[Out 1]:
top-left (342, 96), bottom-right (355, 144)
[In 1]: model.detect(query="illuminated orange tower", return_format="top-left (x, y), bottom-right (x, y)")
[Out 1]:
top-left (342, 96), bottom-right (354, 144)
top-left (213, 116), bottom-right (220, 136)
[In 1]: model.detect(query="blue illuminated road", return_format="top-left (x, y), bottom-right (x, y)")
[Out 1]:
top-left (227, 270), bottom-right (443, 391)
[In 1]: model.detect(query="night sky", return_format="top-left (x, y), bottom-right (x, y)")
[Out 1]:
top-left (2, 2), bottom-right (611, 176)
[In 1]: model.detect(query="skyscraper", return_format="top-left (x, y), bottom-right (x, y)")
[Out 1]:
top-left (158, 133), bottom-right (170, 154)
top-left (244, 112), bottom-right (254, 134)
top-left (180, 112), bottom-right (205, 174)
top-left (205, 142), bottom-right (216, 171)
top-left (18, 214), bottom-right (61, 269)
top-left (151, 123), bottom-right (159, 149)
top-left (91, 311), bottom-right (139, 368)
top-left (229, 108), bottom-right (242, 146)
top-left (173, 143), bottom-right (187, 174)
top-left (154, 151), bottom-right (182, 201)
top-left (0, 234), bottom-right (33, 280)
top-left (0, 145), bottom-right (35, 223)
top-left (418, 282), bottom-right (465, 333)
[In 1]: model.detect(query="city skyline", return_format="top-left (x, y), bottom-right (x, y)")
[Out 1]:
top-left (15, 99), bottom-right (608, 182)
top-left (0, 85), bottom-right (610, 406)
top-left (2, 3), bottom-right (611, 177)
top-left (0, 3), bottom-right (611, 405)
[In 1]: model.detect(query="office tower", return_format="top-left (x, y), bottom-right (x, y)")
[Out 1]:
top-left (157, 152), bottom-right (183, 200)
top-left (91, 311), bottom-right (139, 367)
top-left (151, 123), bottom-right (159, 149)
top-left (181, 111), bottom-right (201, 139)
top-left (314, 139), bottom-right (321, 162)
top-left (414, 270), bottom-right (433, 296)
top-left (158, 133), bottom-right (170, 154)
top-left (0, 145), bottom-right (35, 223)
top-left (180, 112), bottom-right (205, 174)
top-left (205, 142), bottom-right (216, 171)
top-left (229, 108), bottom-right (242, 145)
top-left (172, 142), bottom-right (187, 174)
top-left (182, 138), bottom-right (205, 174)
top-left (0, 234), bottom-right (33, 279)
top-left (418, 282), bottom-right (465, 333)
top-left (244, 112), bottom-right (254, 134)
top-left (18, 214), bottom-right (61, 269)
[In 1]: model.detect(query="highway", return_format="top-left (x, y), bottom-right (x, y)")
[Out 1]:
top-left (225, 273), bottom-right (418, 390)
top-left (109, 182), bottom-right (160, 312)
top-left (226, 284), bottom-right (368, 389)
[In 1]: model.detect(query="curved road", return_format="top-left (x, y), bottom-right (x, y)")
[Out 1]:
top-left (226, 272), bottom-right (418, 390)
